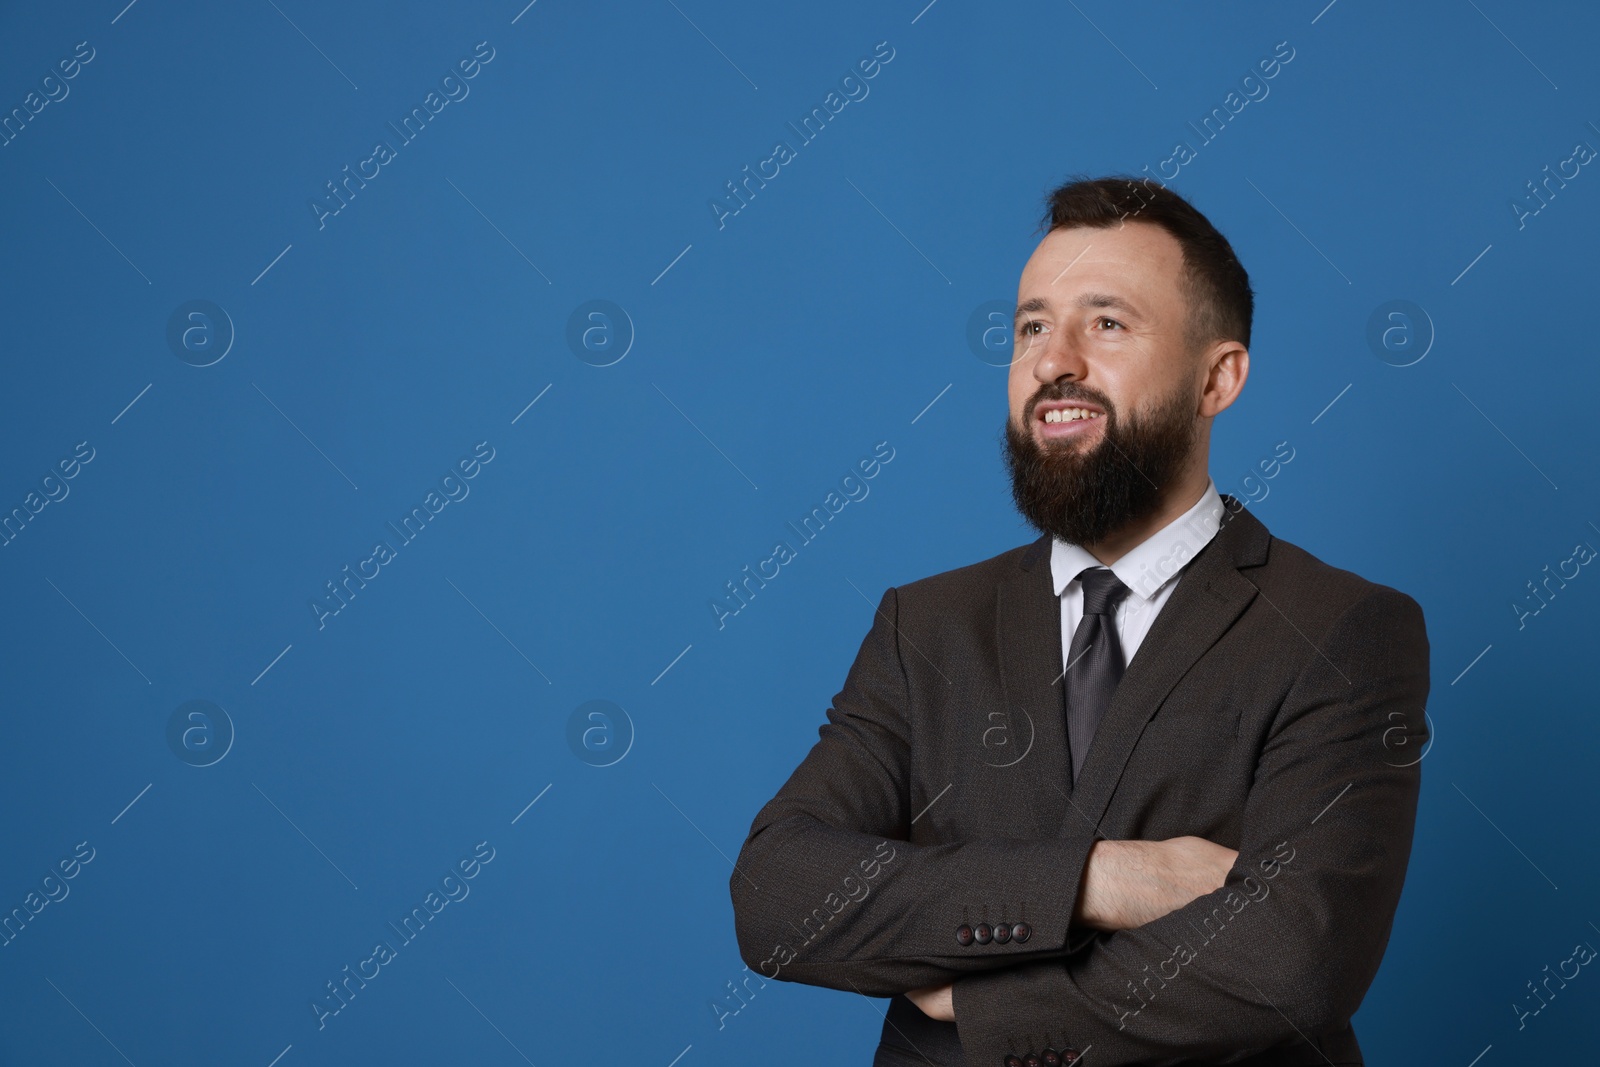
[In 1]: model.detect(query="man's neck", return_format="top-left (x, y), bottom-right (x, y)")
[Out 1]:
top-left (1081, 473), bottom-right (1211, 567)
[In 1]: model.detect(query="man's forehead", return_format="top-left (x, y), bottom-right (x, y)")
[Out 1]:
top-left (1017, 255), bottom-right (1142, 309)
top-left (1019, 249), bottom-right (1135, 289)
top-left (1019, 225), bottom-right (1182, 300)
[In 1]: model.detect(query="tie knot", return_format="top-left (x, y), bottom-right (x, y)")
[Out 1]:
top-left (1077, 567), bottom-right (1131, 615)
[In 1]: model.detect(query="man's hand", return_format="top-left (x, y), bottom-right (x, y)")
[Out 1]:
top-left (906, 981), bottom-right (955, 1021)
top-left (1074, 836), bottom-right (1239, 931)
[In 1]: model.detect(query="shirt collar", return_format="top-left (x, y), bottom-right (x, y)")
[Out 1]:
top-left (1050, 479), bottom-right (1226, 602)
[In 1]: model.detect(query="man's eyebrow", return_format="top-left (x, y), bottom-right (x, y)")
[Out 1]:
top-left (1013, 297), bottom-right (1050, 322)
top-left (1073, 291), bottom-right (1143, 317)
top-left (1013, 292), bottom-right (1144, 322)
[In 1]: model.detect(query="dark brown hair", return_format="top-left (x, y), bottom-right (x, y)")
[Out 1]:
top-left (1039, 175), bottom-right (1254, 352)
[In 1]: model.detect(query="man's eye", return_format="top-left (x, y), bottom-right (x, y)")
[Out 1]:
top-left (1095, 316), bottom-right (1124, 330)
top-left (1017, 320), bottom-right (1047, 337)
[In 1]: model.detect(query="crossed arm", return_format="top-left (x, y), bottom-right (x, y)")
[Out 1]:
top-left (729, 584), bottom-right (1429, 1065)
top-left (905, 835), bottom-right (1241, 1021)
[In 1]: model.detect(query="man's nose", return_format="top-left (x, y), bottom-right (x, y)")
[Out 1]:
top-left (1031, 329), bottom-right (1087, 384)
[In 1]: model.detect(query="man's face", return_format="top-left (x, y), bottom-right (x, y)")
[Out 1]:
top-left (1003, 220), bottom-right (1205, 546)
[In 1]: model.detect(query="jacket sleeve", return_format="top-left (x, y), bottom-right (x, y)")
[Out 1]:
top-left (951, 586), bottom-right (1431, 1066)
top-left (729, 585), bottom-right (1099, 998)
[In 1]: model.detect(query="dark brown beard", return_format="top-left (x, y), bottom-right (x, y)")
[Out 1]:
top-left (1002, 381), bottom-right (1198, 547)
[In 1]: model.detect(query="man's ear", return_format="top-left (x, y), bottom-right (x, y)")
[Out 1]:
top-left (1199, 340), bottom-right (1249, 417)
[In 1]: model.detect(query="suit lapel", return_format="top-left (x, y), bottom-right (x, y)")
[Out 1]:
top-left (995, 498), bottom-right (1272, 840)
top-left (995, 534), bottom-right (1073, 837)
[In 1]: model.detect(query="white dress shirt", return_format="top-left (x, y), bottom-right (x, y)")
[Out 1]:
top-left (1050, 479), bottom-right (1226, 670)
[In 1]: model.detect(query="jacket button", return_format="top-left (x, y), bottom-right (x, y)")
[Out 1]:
top-left (1024, 1055), bottom-right (1043, 1067)
top-left (1004, 1057), bottom-right (1024, 1067)
top-left (974, 922), bottom-right (993, 945)
top-left (1061, 1049), bottom-right (1081, 1063)
top-left (1042, 1050), bottom-right (1062, 1067)
top-left (992, 922), bottom-right (1012, 944)
top-left (956, 923), bottom-right (975, 946)
top-left (1011, 922), bottom-right (1031, 943)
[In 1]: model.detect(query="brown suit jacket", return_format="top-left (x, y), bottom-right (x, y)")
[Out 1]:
top-left (729, 499), bottom-right (1430, 1066)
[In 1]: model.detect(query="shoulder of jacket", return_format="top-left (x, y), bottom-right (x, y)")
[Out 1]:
top-left (1258, 532), bottom-right (1424, 632)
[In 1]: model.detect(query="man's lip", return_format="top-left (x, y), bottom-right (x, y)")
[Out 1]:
top-left (1033, 399), bottom-right (1106, 420)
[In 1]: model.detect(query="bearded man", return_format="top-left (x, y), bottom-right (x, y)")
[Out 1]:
top-left (729, 176), bottom-right (1430, 1067)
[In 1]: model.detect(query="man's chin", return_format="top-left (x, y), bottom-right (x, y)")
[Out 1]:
top-left (1031, 434), bottom-right (1103, 471)
top-left (1036, 433), bottom-right (1097, 456)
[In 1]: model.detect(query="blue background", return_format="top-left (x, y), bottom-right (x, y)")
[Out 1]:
top-left (1, 0), bottom-right (1596, 1064)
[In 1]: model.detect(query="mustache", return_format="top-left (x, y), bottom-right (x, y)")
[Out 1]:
top-left (1024, 383), bottom-right (1116, 422)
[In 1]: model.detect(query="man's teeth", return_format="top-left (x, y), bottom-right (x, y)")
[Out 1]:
top-left (1043, 407), bottom-right (1102, 423)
